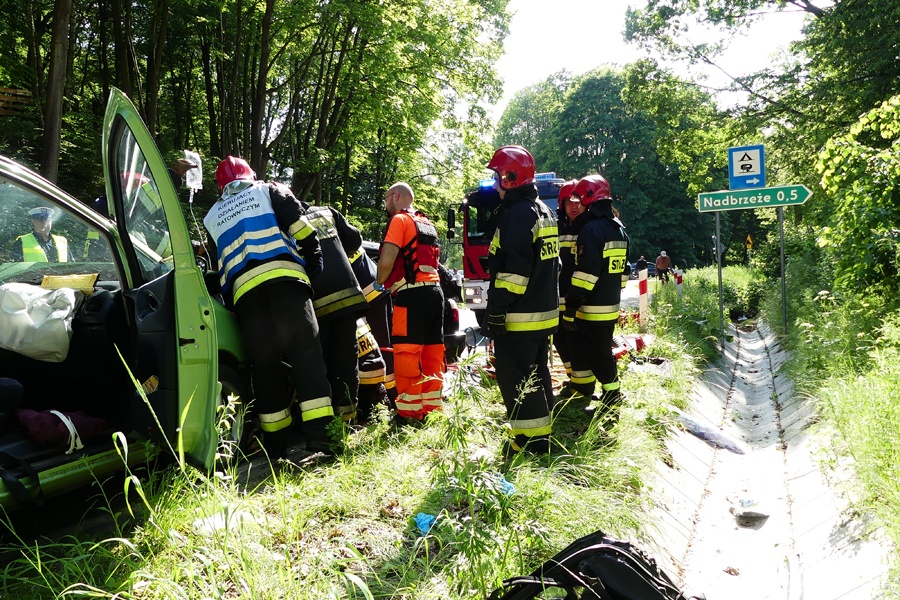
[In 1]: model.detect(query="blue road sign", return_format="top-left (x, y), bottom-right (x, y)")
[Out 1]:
top-left (728, 145), bottom-right (766, 190)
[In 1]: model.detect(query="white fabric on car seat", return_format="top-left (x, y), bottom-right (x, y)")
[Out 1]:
top-left (0, 282), bottom-right (77, 363)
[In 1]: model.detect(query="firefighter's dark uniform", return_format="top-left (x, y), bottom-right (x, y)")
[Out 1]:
top-left (563, 201), bottom-right (629, 411)
top-left (303, 204), bottom-right (368, 422)
top-left (382, 208), bottom-right (445, 420)
top-left (487, 184), bottom-right (560, 451)
top-left (203, 180), bottom-right (333, 456)
top-left (348, 244), bottom-right (396, 409)
top-left (556, 212), bottom-right (596, 396)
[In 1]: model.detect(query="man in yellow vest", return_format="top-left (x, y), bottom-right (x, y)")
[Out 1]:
top-left (11, 206), bottom-right (73, 262)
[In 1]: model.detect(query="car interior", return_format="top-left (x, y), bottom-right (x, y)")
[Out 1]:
top-left (0, 173), bottom-right (177, 503)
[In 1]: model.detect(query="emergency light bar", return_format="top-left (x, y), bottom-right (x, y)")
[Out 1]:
top-left (479, 179), bottom-right (495, 188)
top-left (534, 172), bottom-right (558, 180)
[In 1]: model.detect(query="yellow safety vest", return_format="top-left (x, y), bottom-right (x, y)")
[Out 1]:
top-left (18, 233), bottom-right (69, 262)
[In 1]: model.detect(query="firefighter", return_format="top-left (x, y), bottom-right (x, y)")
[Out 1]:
top-left (354, 316), bottom-right (390, 421)
top-left (301, 202), bottom-right (369, 423)
top-left (375, 182), bottom-right (445, 423)
top-left (562, 174), bottom-right (630, 420)
top-left (347, 241), bottom-right (397, 413)
top-left (483, 145), bottom-right (560, 455)
top-left (203, 156), bottom-right (335, 457)
top-left (554, 180), bottom-right (597, 401)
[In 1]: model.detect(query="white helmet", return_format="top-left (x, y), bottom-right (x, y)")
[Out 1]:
top-left (660, 251), bottom-right (667, 257)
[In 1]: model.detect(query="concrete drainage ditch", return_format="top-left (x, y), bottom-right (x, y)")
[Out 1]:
top-left (646, 321), bottom-right (892, 599)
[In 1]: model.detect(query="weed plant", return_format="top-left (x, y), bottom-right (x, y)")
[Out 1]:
top-left (0, 316), bottom-right (701, 599)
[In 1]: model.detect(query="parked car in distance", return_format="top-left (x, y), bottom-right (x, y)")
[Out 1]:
top-left (0, 87), bottom-right (250, 512)
top-left (361, 241), bottom-right (466, 363)
top-left (630, 262), bottom-right (656, 279)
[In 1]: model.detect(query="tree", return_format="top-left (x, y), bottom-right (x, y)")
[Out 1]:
top-left (39, 0), bottom-right (72, 182)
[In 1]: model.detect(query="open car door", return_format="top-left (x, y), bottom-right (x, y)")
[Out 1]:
top-left (101, 88), bottom-right (219, 469)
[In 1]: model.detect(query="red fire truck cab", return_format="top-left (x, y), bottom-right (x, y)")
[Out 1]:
top-left (447, 173), bottom-right (564, 323)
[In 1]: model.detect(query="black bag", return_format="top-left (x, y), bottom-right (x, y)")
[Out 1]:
top-left (488, 530), bottom-right (702, 600)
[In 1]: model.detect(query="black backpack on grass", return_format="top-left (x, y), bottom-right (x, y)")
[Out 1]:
top-left (488, 530), bottom-right (702, 600)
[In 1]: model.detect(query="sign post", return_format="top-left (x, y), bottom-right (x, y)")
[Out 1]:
top-left (698, 171), bottom-right (811, 338)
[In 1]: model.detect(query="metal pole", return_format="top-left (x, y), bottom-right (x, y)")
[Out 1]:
top-left (716, 212), bottom-right (724, 342)
top-left (779, 206), bottom-right (787, 334)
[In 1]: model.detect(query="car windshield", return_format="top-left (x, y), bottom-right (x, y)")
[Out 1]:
top-left (0, 176), bottom-right (119, 288)
top-left (113, 123), bottom-right (174, 282)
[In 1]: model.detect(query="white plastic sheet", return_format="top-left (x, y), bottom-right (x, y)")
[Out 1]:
top-left (0, 282), bottom-right (77, 362)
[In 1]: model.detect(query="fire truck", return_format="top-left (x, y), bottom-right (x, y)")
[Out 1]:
top-left (447, 172), bottom-right (565, 323)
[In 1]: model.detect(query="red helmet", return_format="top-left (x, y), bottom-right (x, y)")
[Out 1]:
top-left (486, 145), bottom-right (535, 190)
top-left (215, 156), bottom-right (255, 190)
top-left (557, 179), bottom-right (578, 213)
top-left (572, 174), bottom-right (611, 206)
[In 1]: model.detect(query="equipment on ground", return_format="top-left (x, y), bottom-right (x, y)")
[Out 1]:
top-left (488, 529), bottom-right (701, 600)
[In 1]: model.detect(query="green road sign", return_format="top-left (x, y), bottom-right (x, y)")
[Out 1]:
top-left (698, 185), bottom-right (812, 212)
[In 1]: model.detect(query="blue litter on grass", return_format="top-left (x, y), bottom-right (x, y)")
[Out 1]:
top-left (415, 512), bottom-right (436, 536)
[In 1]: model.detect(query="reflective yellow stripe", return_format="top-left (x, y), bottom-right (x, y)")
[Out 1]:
top-left (576, 303), bottom-right (620, 321)
top-left (572, 270), bottom-right (598, 284)
top-left (347, 249), bottom-right (362, 263)
top-left (359, 368), bottom-right (386, 385)
top-left (300, 396), bottom-right (334, 421)
top-left (363, 283), bottom-right (384, 302)
top-left (222, 236), bottom-right (293, 276)
top-left (604, 241), bottom-right (628, 250)
top-left (532, 226), bottom-right (557, 241)
top-left (495, 272), bottom-right (529, 295)
top-left (259, 408), bottom-right (292, 432)
top-left (489, 229), bottom-right (500, 254)
top-left (602, 381), bottom-right (620, 391)
top-left (289, 219), bottom-right (316, 241)
top-left (313, 287), bottom-right (366, 317)
top-left (571, 369), bottom-right (596, 384)
top-left (506, 309), bottom-right (559, 332)
top-left (221, 225), bottom-right (285, 260)
top-left (233, 263), bottom-right (311, 304)
top-left (509, 415), bottom-right (552, 437)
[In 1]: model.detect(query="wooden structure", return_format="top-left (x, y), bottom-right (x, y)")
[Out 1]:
top-left (0, 88), bottom-right (33, 115)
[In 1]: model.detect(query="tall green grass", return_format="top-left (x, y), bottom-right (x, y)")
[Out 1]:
top-left (0, 329), bottom-right (701, 599)
top-left (759, 251), bottom-right (900, 594)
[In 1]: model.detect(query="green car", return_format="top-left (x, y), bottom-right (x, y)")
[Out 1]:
top-left (0, 88), bottom-right (249, 511)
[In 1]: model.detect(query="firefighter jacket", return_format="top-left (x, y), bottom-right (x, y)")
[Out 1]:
top-left (15, 232), bottom-right (69, 262)
top-left (564, 202), bottom-right (629, 323)
top-left (382, 209), bottom-right (441, 292)
top-left (302, 204), bottom-right (368, 321)
top-left (348, 245), bottom-right (385, 304)
top-left (557, 215), bottom-right (577, 313)
top-left (487, 185), bottom-right (560, 337)
top-left (203, 180), bottom-right (322, 309)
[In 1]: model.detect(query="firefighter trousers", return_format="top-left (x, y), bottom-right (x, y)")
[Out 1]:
top-left (493, 336), bottom-right (554, 441)
top-left (569, 320), bottom-right (620, 404)
top-left (365, 294), bottom-right (396, 403)
top-left (391, 285), bottom-right (444, 420)
top-left (318, 313), bottom-right (360, 422)
top-left (235, 280), bottom-right (333, 452)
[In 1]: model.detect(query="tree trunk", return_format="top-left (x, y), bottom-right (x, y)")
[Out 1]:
top-left (112, 0), bottom-right (133, 96)
top-left (249, 0), bottom-right (274, 172)
top-left (145, 0), bottom-right (170, 139)
top-left (40, 0), bottom-right (72, 182)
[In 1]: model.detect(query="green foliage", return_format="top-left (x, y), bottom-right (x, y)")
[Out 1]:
top-left (816, 95), bottom-right (900, 296)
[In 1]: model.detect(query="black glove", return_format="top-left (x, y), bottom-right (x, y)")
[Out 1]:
top-left (485, 312), bottom-right (507, 338)
top-left (304, 250), bottom-right (323, 279)
top-left (562, 310), bottom-right (578, 332)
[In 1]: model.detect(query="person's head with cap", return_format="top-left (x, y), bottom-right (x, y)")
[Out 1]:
top-left (29, 206), bottom-right (56, 240)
